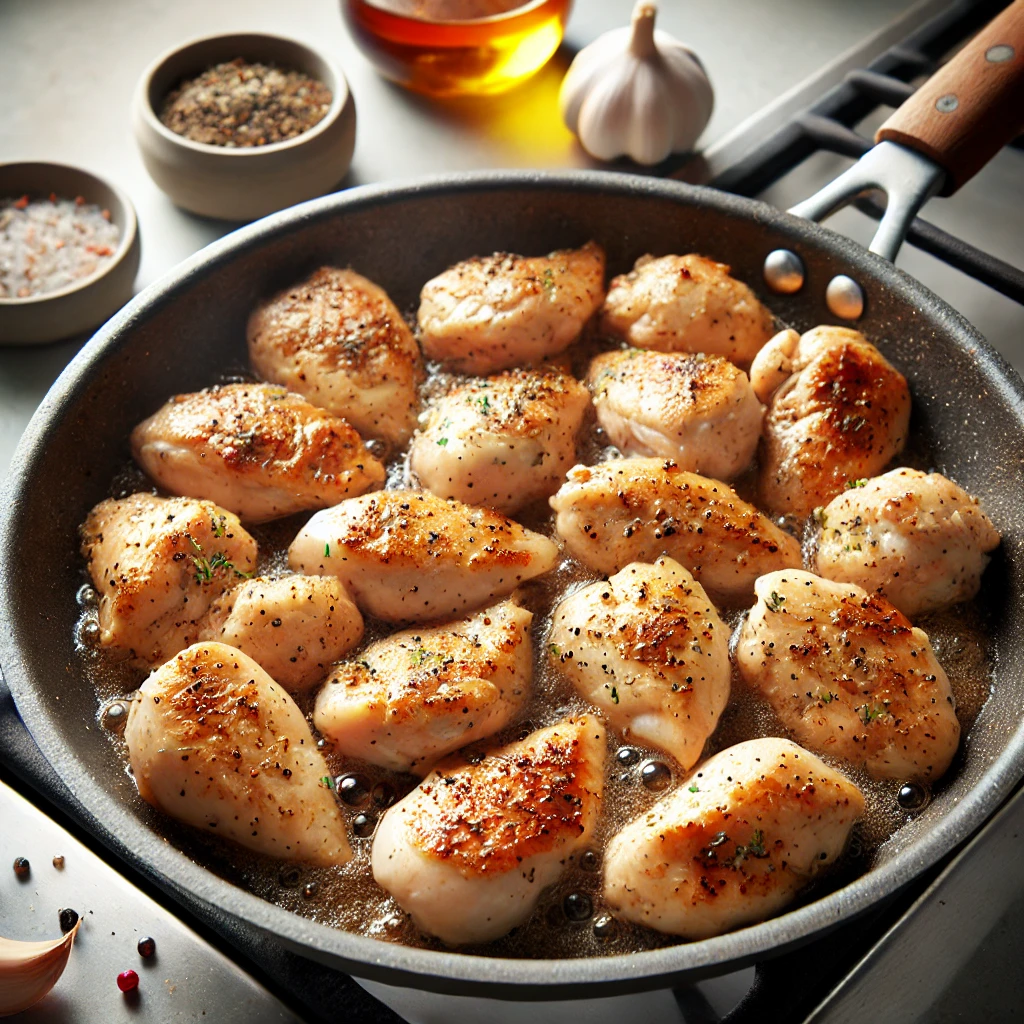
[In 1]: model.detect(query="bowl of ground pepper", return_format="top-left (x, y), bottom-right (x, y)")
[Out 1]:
top-left (133, 33), bottom-right (356, 222)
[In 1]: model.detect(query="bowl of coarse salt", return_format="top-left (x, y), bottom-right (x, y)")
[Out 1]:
top-left (0, 162), bottom-right (140, 346)
top-left (132, 33), bottom-right (357, 222)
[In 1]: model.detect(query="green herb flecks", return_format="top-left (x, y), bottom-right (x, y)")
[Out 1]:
top-left (731, 829), bottom-right (768, 868)
top-left (813, 507), bottom-right (828, 528)
top-left (187, 534), bottom-right (251, 585)
top-left (846, 478), bottom-right (868, 490)
top-left (549, 643), bottom-right (561, 657)
top-left (436, 437), bottom-right (449, 447)
top-left (767, 590), bottom-right (786, 612)
top-left (540, 267), bottom-right (555, 297)
top-left (858, 702), bottom-right (890, 725)
top-left (610, 686), bottom-right (619, 704)
top-left (688, 783), bottom-right (699, 793)
top-left (324, 542), bottom-right (331, 558)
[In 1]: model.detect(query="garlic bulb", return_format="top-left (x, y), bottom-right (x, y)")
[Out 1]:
top-left (0, 921), bottom-right (79, 1017)
top-left (559, 1), bottom-right (714, 165)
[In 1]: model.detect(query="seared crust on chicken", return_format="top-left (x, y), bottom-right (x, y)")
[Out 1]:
top-left (417, 242), bottom-right (606, 375)
top-left (758, 327), bottom-right (911, 518)
top-left (81, 494), bottom-right (258, 668)
top-left (550, 458), bottom-right (802, 606)
top-left (131, 383), bottom-right (385, 524)
top-left (814, 468), bottom-right (1000, 618)
top-left (247, 267), bottom-right (424, 446)
top-left (588, 348), bottom-right (762, 479)
top-left (371, 717), bottom-right (604, 945)
top-left (736, 570), bottom-right (960, 782)
top-left (288, 490), bottom-right (558, 623)
top-left (125, 642), bottom-right (351, 866)
top-left (410, 366), bottom-right (591, 514)
top-left (314, 599), bottom-right (532, 773)
top-left (548, 557), bottom-right (730, 768)
top-left (603, 737), bottom-right (864, 939)
top-left (598, 254), bottom-right (775, 369)
top-left (199, 575), bottom-right (364, 694)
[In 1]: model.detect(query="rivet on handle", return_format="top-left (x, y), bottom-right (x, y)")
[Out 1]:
top-left (762, 249), bottom-right (805, 294)
top-left (826, 275), bottom-right (865, 321)
top-left (986, 44), bottom-right (1015, 62)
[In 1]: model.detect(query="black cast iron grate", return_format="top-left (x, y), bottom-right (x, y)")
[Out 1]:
top-left (710, 0), bottom-right (1024, 307)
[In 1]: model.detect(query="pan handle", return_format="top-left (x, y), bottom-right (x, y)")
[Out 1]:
top-left (875, 0), bottom-right (1024, 197)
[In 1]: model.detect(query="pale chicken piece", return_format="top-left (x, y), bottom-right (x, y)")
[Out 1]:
top-left (598, 254), bottom-right (775, 369)
top-left (131, 383), bottom-right (385, 524)
top-left (814, 468), bottom-right (1001, 618)
top-left (288, 490), bottom-right (558, 623)
top-left (736, 570), bottom-right (960, 782)
top-left (587, 348), bottom-right (762, 480)
top-left (125, 642), bottom-right (351, 865)
top-left (548, 558), bottom-right (729, 768)
top-left (758, 326), bottom-right (911, 518)
top-left (314, 599), bottom-right (532, 773)
top-left (80, 493), bottom-right (258, 668)
top-left (549, 458), bottom-right (802, 606)
top-left (372, 717), bottom-right (604, 945)
top-left (247, 267), bottom-right (424, 446)
top-left (199, 575), bottom-right (364, 694)
top-left (749, 328), bottom-right (799, 404)
top-left (409, 367), bottom-right (591, 514)
top-left (603, 737), bottom-right (863, 939)
top-left (416, 242), bottom-right (606, 375)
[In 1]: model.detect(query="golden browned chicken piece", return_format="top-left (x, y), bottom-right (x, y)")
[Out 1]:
top-left (549, 458), bottom-right (802, 606)
top-left (314, 599), bottom-right (532, 773)
top-left (247, 267), bottom-right (424, 446)
top-left (416, 242), bottom-right (606, 375)
top-left (814, 468), bottom-right (1001, 618)
top-left (81, 494), bottom-right (258, 668)
top-left (125, 642), bottom-right (351, 866)
top-left (548, 557), bottom-right (729, 768)
top-left (371, 717), bottom-right (605, 945)
top-left (755, 326), bottom-right (911, 518)
top-left (131, 383), bottom-right (385, 524)
top-left (199, 575), bottom-right (364, 694)
top-left (587, 349), bottom-right (762, 480)
top-left (603, 737), bottom-right (863, 939)
top-left (288, 490), bottom-right (558, 623)
top-left (409, 367), bottom-right (591, 514)
top-left (598, 254), bottom-right (775, 369)
top-left (736, 570), bottom-right (960, 782)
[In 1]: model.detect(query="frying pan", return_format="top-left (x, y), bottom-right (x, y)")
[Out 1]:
top-left (2, 9), bottom-right (1024, 1003)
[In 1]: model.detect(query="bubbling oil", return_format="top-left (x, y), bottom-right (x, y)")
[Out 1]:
top-left (77, 338), bottom-right (997, 960)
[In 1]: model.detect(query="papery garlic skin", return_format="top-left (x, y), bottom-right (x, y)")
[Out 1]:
top-left (0, 921), bottom-right (79, 1017)
top-left (559, 1), bottom-right (714, 165)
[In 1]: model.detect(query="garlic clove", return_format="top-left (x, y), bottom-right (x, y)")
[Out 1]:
top-left (0, 920), bottom-right (80, 1017)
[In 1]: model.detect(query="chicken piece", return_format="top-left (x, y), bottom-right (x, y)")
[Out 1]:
top-left (814, 468), bottom-right (1001, 618)
top-left (199, 575), bottom-right (364, 694)
top-left (125, 642), bottom-right (351, 865)
top-left (289, 490), bottom-right (558, 623)
top-left (550, 458), bottom-right (802, 606)
top-left (603, 737), bottom-right (863, 939)
top-left (409, 367), bottom-right (591, 514)
top-left (372, 717), bottom-right (604, 945)
top-left (588, 349), bottom-right (762, 480)
top-left (736, 570), bottom-right (960, 781)
top-left (548, 558), bottom-right (729, 768)
top-left (598, 254), bottom-right (775, 369)
top-left (80, 493), bottom-right (258, 668)
top-left (416, 242), bottom-right (606, 375)
top-left (749, 328), bottom-right (799, 404)
top-left (314, 599), bottom-right (532, 773)
top-left (247, 267), bottom-right (424, 447)
top-left (131, 383), bottom-right (385, 524)
top-left (758, 326), bottom-right (911, 518)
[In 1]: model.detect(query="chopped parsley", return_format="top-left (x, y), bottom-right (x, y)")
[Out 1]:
top-left (817, 690), bottom-right (837, 704)
top-left (731, 829), bottom-right (768, 867)
top-left (477, 394), bottom-right (490, 414)
top-left (549, 643), bottom-right (561, 657)
top-left (610, 686), bottom-right (619, 704)
top-left (858, 702), bottom-right (890, 725)
top-left (211, 515), bottom-right (227, 538)
top-left (813, 507), bottom-right (828, 528)
top-left (324, 542), bottom-right (331, 558)
top-left (436, 437), bottom-right (449, 447)
top-left (541, 267), bottom-right (555, 296)
top-left (187, 534), bottom-right (251, 585)
top-left (767, 590), bottom-right (786, 612)
top-left (846, 478), bottom-right (868, 490)
top-left (688, 783), bottom-right (699, 793)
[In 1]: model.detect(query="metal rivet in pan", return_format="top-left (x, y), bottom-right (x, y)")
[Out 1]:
top-left (935, 93), bottom-right (959, 113)
top-left (763, 249), bottom-right (805, 294)
top-left (986, 44), bottom-right (1014, 63)
top-left (826, 274), bottom-right (865, 320)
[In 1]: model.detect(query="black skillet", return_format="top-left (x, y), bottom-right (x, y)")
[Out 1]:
top-left (2, 4), bottom-right (1024, 1002)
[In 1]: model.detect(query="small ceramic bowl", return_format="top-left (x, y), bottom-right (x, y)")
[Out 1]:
top-left (133, 33), bottom-right (357, 222)
top-left (0, 162), bottom-right (140, 346)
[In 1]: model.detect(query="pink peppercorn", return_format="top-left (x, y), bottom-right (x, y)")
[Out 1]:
top-left (117, 969), bottom-right (139, 992)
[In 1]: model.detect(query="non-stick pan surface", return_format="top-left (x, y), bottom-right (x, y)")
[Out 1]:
top-left (3, 171), bottom-right (1024, 999)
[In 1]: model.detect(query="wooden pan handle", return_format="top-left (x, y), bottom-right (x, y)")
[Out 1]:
top-left (875, 0), bottom-right (1024, 196)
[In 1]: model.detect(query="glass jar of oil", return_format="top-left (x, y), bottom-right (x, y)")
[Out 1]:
top-left (341, 0), bottom-right (573, 97)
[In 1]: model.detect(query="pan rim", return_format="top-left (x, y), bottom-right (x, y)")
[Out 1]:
top-left (3, 168), bottom-right (1024, 999)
